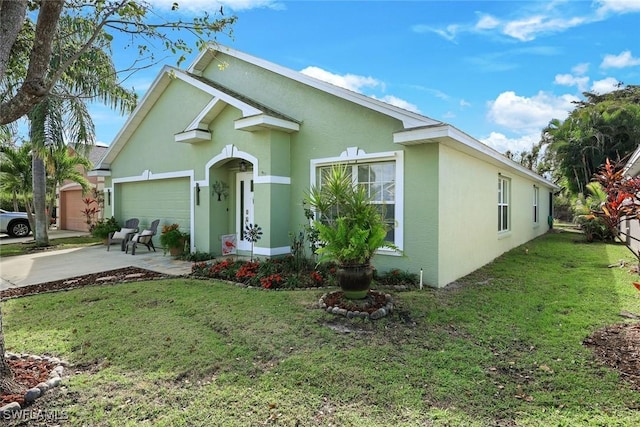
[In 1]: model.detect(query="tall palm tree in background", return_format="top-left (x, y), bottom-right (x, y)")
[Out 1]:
top-left (27, 15), bottom-right (136, 245)
top-left (0, 142), bottom-right (33, 213)
top-left (45, 144), bottom-right (93, 222)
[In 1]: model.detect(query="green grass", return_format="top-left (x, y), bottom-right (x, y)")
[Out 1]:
top-left (4, 231), bottom-right (640, 426)
top-left (0, 236), bottom-right (101, 257)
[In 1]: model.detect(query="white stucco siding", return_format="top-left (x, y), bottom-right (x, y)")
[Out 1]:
top-left (620, 218), bottom-right (640, 255)
top-left (437, 144), bottom-right (551, 286)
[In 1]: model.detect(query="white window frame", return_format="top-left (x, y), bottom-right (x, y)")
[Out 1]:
top-left (310, 148), bottom-right (403, 255)
top-left (498, 175), bottom-right (510, 233)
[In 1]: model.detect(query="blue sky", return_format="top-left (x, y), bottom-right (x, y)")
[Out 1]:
top-left (89, 0), bottom-right (640, 155)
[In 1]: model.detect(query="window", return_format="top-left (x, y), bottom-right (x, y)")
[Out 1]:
top-left (498, 176), bottom-right (510, 232)
top-left (533, 186), bottom-right (539, 224)
top-left (317, 161), bottom-right (396, 243)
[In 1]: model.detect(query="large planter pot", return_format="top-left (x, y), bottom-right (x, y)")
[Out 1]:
top-left (168, 238), bottom-right (186, 257)
top-left (337, 264), bottom-right (373, 300)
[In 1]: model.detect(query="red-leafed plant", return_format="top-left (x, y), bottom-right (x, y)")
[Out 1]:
top-left (590, 158), bottom-right (640, 270)
top-left (81, 197), bottom-right (100, 231)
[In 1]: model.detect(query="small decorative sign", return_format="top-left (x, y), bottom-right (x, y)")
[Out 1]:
top-left (221, 234), bottom-right (237, 255)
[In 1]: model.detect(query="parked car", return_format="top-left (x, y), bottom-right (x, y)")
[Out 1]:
top-left (0, 209), bottom-right (32, 237)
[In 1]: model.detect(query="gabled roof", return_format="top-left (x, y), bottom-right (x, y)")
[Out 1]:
top-left (95, 44), bottom-right (558, 189)
top-left (95, 65), bottom-right (299, 168)
top-left (190, 45), bottom-right (441, 130)
top-left (190, 44), bottom-right (558, 189)
top-left (68, 143), bottom-right (108, 166)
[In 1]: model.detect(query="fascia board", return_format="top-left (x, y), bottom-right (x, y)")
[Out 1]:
top-left (395, 125), bottom-right (559, 190)
top-left (623, 145), bottom-right (640, 176)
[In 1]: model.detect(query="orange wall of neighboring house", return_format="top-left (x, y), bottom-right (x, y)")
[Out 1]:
top-left (57, 145), bottom-right (107, 231)
top-left (59, 175), bottom-right (104, 231)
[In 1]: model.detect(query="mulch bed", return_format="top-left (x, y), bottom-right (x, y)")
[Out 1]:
top-left (584, 322), bottom-right (640, 391)
top-left (1, 359), bottom-right (56, 406)
top-left (0, 267), bottom-right (169, 300)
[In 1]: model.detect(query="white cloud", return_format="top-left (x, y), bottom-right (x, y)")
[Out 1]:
top-left (503, 15), bottom-right (587, 41)
top-left (300, 66), bottom-right (420, 113)
top-left (590, 77), bottom-right (620, 94)
top-left (481, 131), bottom-right (539, 155)
top-left (372, 95), bottom-right (421, 114)
top-left (459, 99), bottom-right (471, 108)
top-left (600, 50), bottom-right (640, 68)
top-left (554, 73), bottom-right (589, 92)
top-left (572, 63), bottom-right (590, 75)
top-left (487, 91), bottom-right (578, 134)
top-left (424, 0), bottom-right (640, 43)
top-left (475, 14), bottom-right (500, 30)
top-left (300, 66), bottom-right (382, 92)
top-left (596, 0), bottom-right (640, 15)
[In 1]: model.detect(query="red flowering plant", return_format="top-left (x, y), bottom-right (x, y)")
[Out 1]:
top-left (191, 257), bottom-right (335, 289)
top-left (235, 262), bottom-right (260, 284)
top-left (589, 158), bottom-right (640, 271)
top-left (260, 273), bottom-right (283, 289)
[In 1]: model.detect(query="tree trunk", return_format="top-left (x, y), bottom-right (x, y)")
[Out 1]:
top-left (32, 152), bottom-right (49, 246)
top-left (0, 1), bottom-right (28, 82)
top-left (0, 305), bottom-right (22, 394)
top-left (0, 1), bottom-right (65, 125)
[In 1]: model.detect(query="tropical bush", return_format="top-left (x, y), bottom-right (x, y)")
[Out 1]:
top-left (192, 256), bottom-right (338, 290)
top-left (90, 217), bottom-right (120, 239)
top-left (573, 182), bottom-right (616, 242)
top-left (159, 223), bottom-right (189, 253)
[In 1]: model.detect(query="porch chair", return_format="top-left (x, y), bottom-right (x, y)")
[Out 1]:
top-left (126, 219), bottom-right (160, 255)
top-left (106, 218), bottom-right (139, 251)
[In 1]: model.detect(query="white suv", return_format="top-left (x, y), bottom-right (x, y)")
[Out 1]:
top-left (0, 209), bottom-right (32, 237)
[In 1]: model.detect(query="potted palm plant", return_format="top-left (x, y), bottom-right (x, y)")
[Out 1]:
top-left (306, 165), bottom-right (396, 299)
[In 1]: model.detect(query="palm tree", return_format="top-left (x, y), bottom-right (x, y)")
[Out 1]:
top-left (1, 16), bottom-right (135, 393)
top-left (28, 15), bottom-right (136, 245)
top-left (0, 142), bottom-right (33, 215)
top-left (46, 144), bottom-right (93, 222)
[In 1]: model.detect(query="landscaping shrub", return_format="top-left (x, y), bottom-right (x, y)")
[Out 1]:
top-left (374, 268), bottom-right (419, 289)
top-left (192, 256), bottom-right (336, 289)
top-left (179, 251), bottom-right (215, 262)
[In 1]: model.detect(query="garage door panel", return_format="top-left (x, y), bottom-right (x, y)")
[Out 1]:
top-left (61, 189), bottom-right (90, 231)
top-left (116, 178), bottom-right (190, 229)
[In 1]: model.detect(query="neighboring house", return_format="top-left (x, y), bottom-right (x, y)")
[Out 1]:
top-left (58, 144), bottom-right (108, 231)
top-left (92, 45), bottom-right (557, 287)
top-left (622, 146), bottom-right (640, 255)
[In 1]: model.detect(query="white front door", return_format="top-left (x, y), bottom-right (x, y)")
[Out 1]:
top-left (236, 172), bottom-right (254, 251)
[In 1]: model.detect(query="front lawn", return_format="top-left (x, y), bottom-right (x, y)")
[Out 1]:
top-left (3, 231), bottom-right (640, 426)
top-left (0, 236), bottom-right (101, 257)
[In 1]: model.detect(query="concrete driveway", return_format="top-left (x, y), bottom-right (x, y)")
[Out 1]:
top-left (0, 230), bottom-right (192, 291)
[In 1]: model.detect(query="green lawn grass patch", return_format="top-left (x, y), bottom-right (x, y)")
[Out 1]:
top-left (3, 231), bottom-right (640, 426)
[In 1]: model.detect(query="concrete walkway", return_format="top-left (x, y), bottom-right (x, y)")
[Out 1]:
top-left (0, 230), bottom-right (193, 291)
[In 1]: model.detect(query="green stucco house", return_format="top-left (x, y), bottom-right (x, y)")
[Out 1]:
top-left (93, 44), bottom-right (558, 287)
